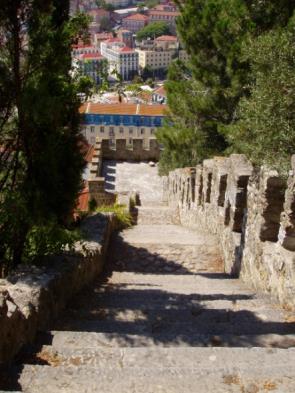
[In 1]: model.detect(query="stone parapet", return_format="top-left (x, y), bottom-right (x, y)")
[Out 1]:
top-left (89, 139), bottom-right (116, 206)
top-left (101, 139), bottom-right (160, 161)
top-left (166, 154), bottom-right (295, 307)
top-left (0, 213), bottom-right (114, 364)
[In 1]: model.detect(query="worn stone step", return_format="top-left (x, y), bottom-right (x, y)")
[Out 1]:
top-left (115, 224), bottom-right (219, 246)
top-left (49, 331), bottom-right (295, 349)
top-left (17, 347), bottom-right (295, 392)
top-left (135, 206), bottom-right (179, 225)
top-left (53, 315), bottom-right (295, 336)
top-left (22, 346), bottom-right (295, 367)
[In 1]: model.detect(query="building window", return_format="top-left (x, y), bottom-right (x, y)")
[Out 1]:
top-left (151, 128), bottom-right (155, 134)
top-left (119, 127), bottom-right (124, 133)
top-left (109, 127), bottom-right (114, 136)
top-left (90, 126), bottom-right (95, 133)
top-left (140, 128), bottom-right (145, 134)
top-left (129, 128), bottom-right (133, 134)
top-left (100, 126), bottom-right (104, 133)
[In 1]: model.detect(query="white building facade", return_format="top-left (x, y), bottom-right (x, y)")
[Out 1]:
top-left (100, 39), bottom-right (139, 80)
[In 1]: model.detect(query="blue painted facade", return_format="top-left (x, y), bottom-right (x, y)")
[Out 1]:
top-left (83, 114), bottom-right (164, 128)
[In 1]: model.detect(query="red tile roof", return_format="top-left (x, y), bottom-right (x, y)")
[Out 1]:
top-left (155, 35), bottom-right (178, 41)
top-left (80, 102), bottom-right (167, 116)
top-left (119, 46), bottom-right (134, 53)
top-left (148, 10), bottom-right (180, 16)
top-left (82, 53), bottom-right (104, 59)
top-left (124, 13), bottom-right (148, 21)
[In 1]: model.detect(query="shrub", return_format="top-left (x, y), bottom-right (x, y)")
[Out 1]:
top-left (96, 204), bottom-right (132, 229)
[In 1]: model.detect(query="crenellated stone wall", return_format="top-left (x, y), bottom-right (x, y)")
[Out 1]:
top-left (101, 139), bottom-right (160, 161)
top-left (166, 154), bottom-right (295, 307)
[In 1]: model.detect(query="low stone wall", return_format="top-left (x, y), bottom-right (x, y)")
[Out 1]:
top-left (101, 139), bottom-right (160, 161)
top-left (0, 213), bottom-right (114, 364)
top-left (166, 154), bottom-right (295, 307)
top-left (88, 139), bottom-right (116, 206)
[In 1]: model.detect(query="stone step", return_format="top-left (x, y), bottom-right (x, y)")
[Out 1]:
top-left (110, 246), bottom-right (221, 275)
top-left (49, 331), bottom-right (295, 349)
top-left (116, 224), bottom-right (219, 246)
top-left (53, 313), bottom-right (295, 336)
top-left (135, 206), bottom-right (179, 225)
top-left (17, 347), bottom-right (295, 392)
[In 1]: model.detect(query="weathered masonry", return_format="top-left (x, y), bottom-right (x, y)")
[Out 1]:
top-left (164, 154), bottom-right (295, 307)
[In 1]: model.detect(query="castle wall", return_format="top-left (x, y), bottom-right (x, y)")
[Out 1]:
top-left (166, 154), bottom-right (295, 307)
top-left (101, 138), bottom-right (160, 161)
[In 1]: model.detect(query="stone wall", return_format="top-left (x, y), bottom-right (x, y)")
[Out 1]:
top-left (101, 139), bottom-right (160, 161)
top-left (166, 154), bottom-right (295, 307)
top-left (0, 213), bottom-right (114, 364)
top-left (88, 138), bottom-right (160, 206)
top-left (88, 139), bottom-right (116, 206)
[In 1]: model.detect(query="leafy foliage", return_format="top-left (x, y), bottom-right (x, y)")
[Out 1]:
top-left (0, 1), bottom-right (90, 273)
top-left (158, 0), bottom-right (295, 174)
top-left (226, 17), bottom-right (295, 172)
top-left (96, 204), bottom-right (132, 229)
top-left (136, 21), bottom-right (170, 41)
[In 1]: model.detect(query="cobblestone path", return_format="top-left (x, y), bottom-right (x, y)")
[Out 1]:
top-left (5, 204), bottom-right (295, 392)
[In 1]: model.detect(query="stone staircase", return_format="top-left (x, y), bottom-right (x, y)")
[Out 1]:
top-left (4, 203), bottom-right (295, 392)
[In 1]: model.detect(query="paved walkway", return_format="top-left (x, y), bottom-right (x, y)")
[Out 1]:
top-left (102, 161), bottom-right (163, 204)
top-left (4, 202), bottom-right (295, 392)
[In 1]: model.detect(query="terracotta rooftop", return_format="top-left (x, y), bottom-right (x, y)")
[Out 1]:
top-left (155, 35), bottom-right (178, 41)
top-left (148, 10), bottom-right (180, 16)
top-left (82, 53), bottom-right (104, 59)
top-left (119, 46), bottom-right (135, 53)
top-left (80, 103), bottom-right (167, 116)
top-left (124, 13), bottom-right (148, 21)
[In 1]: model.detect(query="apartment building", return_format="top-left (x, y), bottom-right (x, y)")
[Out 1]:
top-left (101, 38), bottom-right (138, 80)
top-left (78, 53), bottom-right (107, 84)
top-left (148, 9), bottom-right (180, 33)
top-left (136, 47), bottom-right (174, 71)
top-left (80, 102), bottom-right (166, 147)
top-left (122, 13), bottom-right (148, 33)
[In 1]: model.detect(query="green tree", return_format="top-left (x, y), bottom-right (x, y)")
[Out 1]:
top-left (158, 0), bottom-right (295, 174)
top-left (226, 17), bottom-right (295, 173)
top-left (0, 0), bottom-right (91, 273)
top-left (157, 60), bottom-right (225, 174)
top-left (136, 21), bottom-right (170, 41)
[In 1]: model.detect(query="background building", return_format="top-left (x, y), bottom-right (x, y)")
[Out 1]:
top-left (122, 13), bottom-right (149, 33)
top-left (101, 38), bottom-right (139, 80)
top-left (78, 53), bottom-right (108, 85)
top-left (80, 102), bottom-right (166, 147)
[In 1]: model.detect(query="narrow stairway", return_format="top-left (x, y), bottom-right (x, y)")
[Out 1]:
top-left (6, 203), bottom-right (295, 392)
